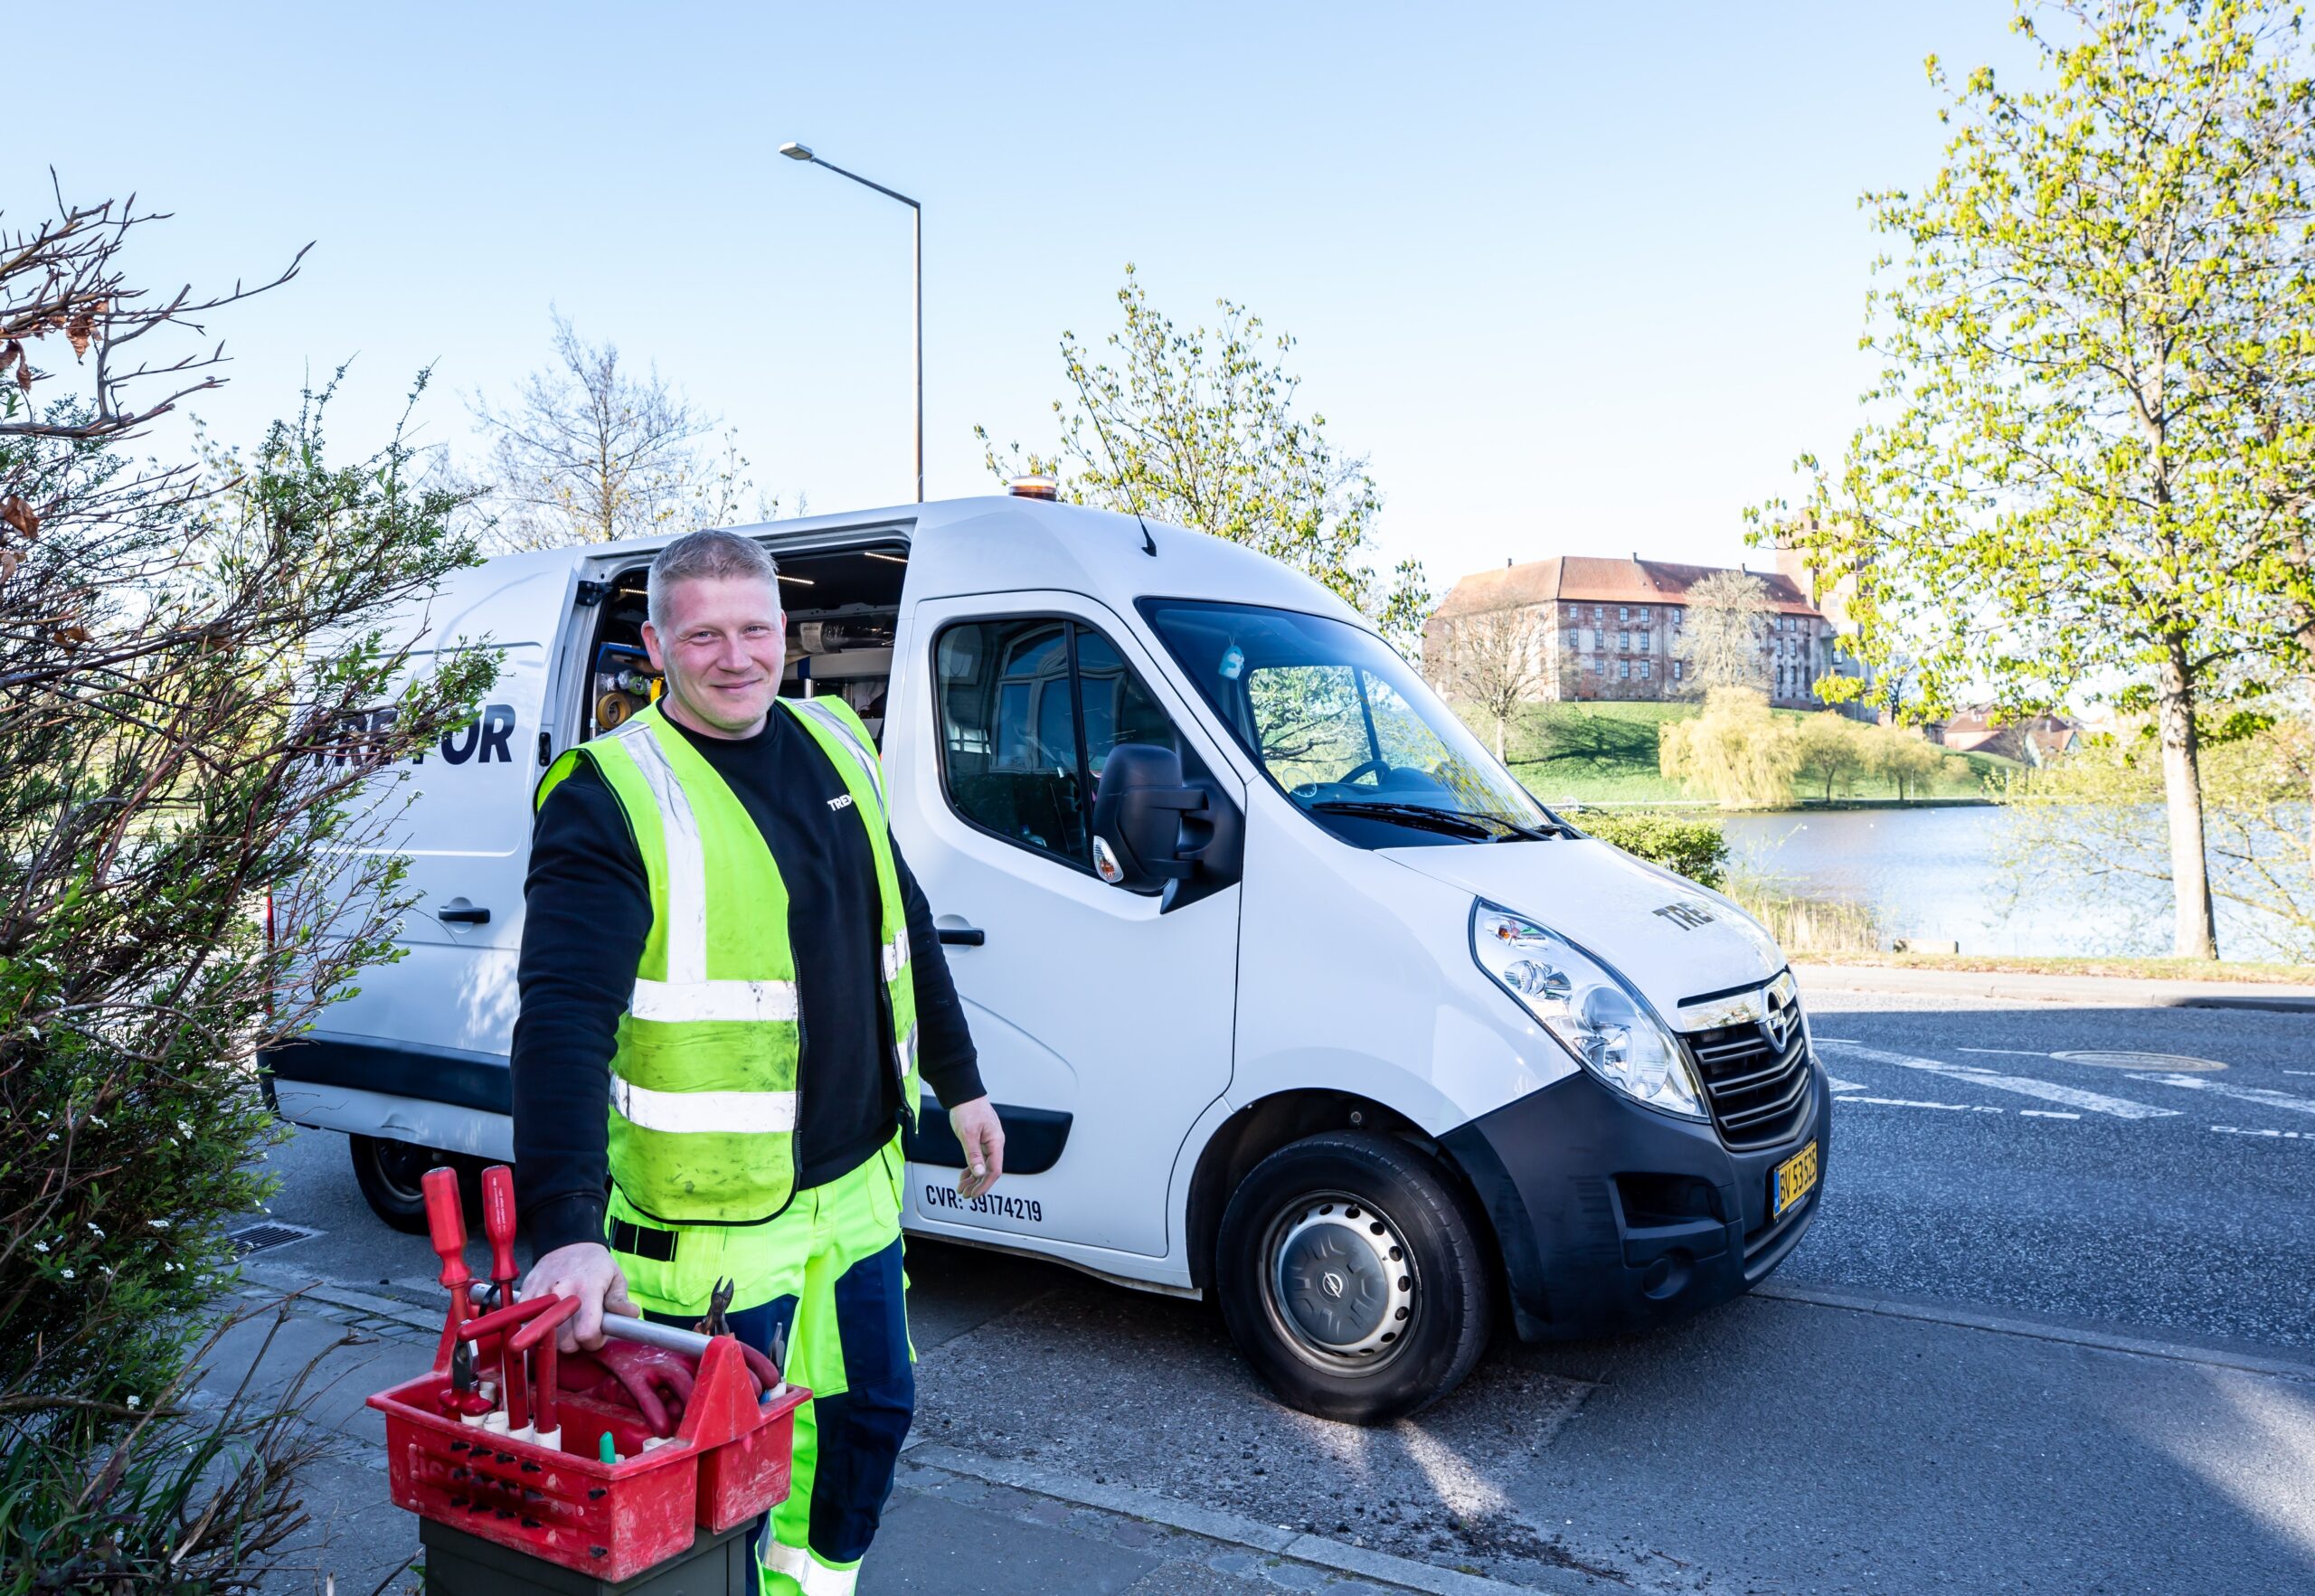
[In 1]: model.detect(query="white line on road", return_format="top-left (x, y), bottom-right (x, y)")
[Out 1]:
top-left (2213, 1124), bottom-right (2315, 1141)
top-left (2285, 1070), bottom-right (2315, 1077)
top-left (1825, 1075), bottom-right (1869, 1093)
top-left (2019, 1110), bottom-right (2083, 1119)
top-left (1817, 1040), bottom-right (2181, 1119)
top-left (2131, 1074), bottom-right (2315, 1115)
top-left (1954, 1046), bottom-right (2054, 1057)
top-left (1841, 1096), bottom-right (2005, 1112)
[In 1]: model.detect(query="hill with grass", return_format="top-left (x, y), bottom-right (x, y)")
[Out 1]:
top-left (1468, 699), bottom-right (2018, 807)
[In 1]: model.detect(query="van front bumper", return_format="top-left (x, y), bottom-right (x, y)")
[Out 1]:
top-left (1439, 1057), bottom-right (1829, 1341)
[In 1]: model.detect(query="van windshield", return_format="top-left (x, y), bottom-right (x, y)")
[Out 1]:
top-left (1139, 599), bottom-right (1562, 845)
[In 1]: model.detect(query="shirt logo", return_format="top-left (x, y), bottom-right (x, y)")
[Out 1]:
top-left (827, 794), bottom-right (855, 812)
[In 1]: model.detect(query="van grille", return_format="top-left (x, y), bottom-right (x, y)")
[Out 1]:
top-left (1681, 984), bottom-right (1812, 1150)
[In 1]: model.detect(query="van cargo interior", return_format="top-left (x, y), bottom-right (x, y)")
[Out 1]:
top-left (576, 538), bottom-right (908, 746)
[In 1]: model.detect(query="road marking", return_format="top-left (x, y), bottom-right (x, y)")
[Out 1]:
top-left (1825, 1074), bottom-right (1868, 1093)
top-left (1817, 1040), bottom-right (2180, 1119)
top-left (2286, 1070), bottom-right (2315, 1077)
top-left (1841, 1096), bottom-right (2004, 1112)
top-left (1754, 1281), bottom-right (2315, 1384)
top-left (2131, 1074), bottom-right (2315, 1115)
top-left (1954, 1046), bottom-right (2052, 1057)
top-left (2019, 1110), bottom-right (2082, 1119)
top-left (2213, 1124), bottom-right (2315, 1141)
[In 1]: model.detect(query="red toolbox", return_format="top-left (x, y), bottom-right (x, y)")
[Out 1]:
top-left (371, 1331), bottom-right (808, 1582)
top-left (370, 1165), bottom-right (809, 1584)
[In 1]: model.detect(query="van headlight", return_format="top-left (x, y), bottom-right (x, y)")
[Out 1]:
top-left (1470, 902), bottom-right (1708, 1120)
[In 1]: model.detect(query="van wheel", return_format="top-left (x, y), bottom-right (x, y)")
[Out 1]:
top-left (1215, 1132), bottom-right (1494, 1425)
top-left (350, 1134), bottom-right (450, 1234)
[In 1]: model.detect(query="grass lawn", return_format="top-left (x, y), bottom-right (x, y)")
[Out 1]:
top-left (1474, 699), bottom-right (2019, 807)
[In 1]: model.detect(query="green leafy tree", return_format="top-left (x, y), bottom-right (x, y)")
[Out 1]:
top-left (1761, 0), bottom-right (2315, 959)
top-left (1794, 711), bottom-right (1868, 800)
top-left (0, 194), bottom-right (493, 1586)
top-left (978, 266), bottom-right (1431, 648)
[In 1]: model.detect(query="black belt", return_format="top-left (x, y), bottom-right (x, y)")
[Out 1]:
top-left (609, 1217), bottom-right (677, 1262)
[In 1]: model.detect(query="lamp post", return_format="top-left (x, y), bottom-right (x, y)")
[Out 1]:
top-left (780, 141), bottom-right (922, 504)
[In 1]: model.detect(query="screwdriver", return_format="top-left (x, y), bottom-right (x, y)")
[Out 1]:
top-left (480, 1165), bottom-right (521, 1405)
top-left (421, 1166), bottom-right (475, 1372)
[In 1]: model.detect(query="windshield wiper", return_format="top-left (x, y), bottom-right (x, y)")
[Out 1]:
top-left (1309, 800), bottom-right (1503, 839)
top-left (1478, 812), bottom-right (1574, 842)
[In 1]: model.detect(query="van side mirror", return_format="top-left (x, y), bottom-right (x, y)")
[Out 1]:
top-left (1091, 744), bottom-right (1201, 893)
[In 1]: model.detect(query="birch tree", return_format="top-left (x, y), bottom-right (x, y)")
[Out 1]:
top-left (471, 312), bottom-right (760, 550)
top-left (1431, 605), bottom-right (1550, 760)
top-left (1763, 0), bottom-right (2315, 959)
top-left (1671, 570), bottom-right (1774, 696)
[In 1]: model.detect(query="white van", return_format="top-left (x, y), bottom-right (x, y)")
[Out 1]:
top-left (268, 489), bottom-right (1827, 1421)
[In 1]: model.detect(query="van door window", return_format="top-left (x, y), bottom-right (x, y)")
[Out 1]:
top-left (936, 616), bottom-right (1198, 873)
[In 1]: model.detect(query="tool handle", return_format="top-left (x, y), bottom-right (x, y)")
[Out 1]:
top-left (457, 1294), bottom-right (558, 1344)
top-left (422, 1166), bottom-right (470, 1289)
top-left (480, 1164), bottom-right (519, 1288)
top-left (600, 1316), bottom-right (780, 1393)
top-left (506, 1294), bottom-right (581, 1353)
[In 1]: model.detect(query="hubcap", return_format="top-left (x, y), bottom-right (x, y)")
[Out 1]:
top-left (373, 1139), bottom-right (433, 1202)
top-left (1262, 1194), bottom-right (1417, 1369)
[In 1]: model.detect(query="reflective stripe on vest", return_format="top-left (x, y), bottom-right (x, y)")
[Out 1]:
top-left (611, 716), bottom-right (803, 1022)
top-left (613, 1078), bottom-right (799, 1135)
top-left (793, 696), bottom-right (885, 809)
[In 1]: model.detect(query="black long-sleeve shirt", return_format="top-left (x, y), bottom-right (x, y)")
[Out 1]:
top-left (512, 707), bottom-right (982, 1256)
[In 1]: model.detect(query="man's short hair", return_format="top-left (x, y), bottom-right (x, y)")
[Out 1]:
top-left (647, 530), bottom-right (781, 637)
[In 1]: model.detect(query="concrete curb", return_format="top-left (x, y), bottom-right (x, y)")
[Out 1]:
top-left (1793, 961), bottom-right (2315, 1011)
top-left (902, 1442), bottom-right (1592, 1595)
top-left (1757, 1280), bottom-right (2315, 1383)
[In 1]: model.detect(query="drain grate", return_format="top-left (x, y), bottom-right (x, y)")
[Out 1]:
top-left (228, 1221), bottom-right (322, 1256)
top-left (2053, 1050), bottom-right (2226, 1073)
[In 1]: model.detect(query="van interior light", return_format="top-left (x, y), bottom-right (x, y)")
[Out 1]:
top-left (865, 551), bottom-right (908, 564)
top-left (1007, 474), bottom-right (1060, 501)
top-left (777, 573), bottom-right (816, 586)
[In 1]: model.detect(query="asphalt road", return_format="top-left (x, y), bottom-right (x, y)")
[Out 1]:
top-left (243, 993), bottom-right (2315, 1593)
top-left (1791, 993), bottom-right (2315, 1352)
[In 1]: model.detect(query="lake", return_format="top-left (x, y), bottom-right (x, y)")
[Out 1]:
top-left (1717, 805), bottom-right (2282, 958)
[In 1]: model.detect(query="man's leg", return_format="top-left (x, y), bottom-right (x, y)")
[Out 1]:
top-left (758, 1144), bottom-right (912, 1596)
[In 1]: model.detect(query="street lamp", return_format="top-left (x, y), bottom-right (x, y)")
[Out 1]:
top-left (779, 141), bottom-right (922, 504)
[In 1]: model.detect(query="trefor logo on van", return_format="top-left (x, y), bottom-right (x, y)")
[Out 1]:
top-left (1651, 900), bottom-right (1716, 930)
top-left (311, 704), bottom-right (520, 770)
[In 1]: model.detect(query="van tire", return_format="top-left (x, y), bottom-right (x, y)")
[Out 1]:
top-left (350, 1134), bottom-right (461, 1234)
top-left (1215, 1131), bottom-right (1494, 1424)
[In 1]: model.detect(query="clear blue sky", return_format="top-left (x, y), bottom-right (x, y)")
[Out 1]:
top-left (14, 1), bottom-right (2029, 592)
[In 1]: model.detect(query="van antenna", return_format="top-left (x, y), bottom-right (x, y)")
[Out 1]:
top-left (1078, 404), bottom-right (1158, 557)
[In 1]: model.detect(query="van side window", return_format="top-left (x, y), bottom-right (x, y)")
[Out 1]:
top-left (935, 617), bottom-right (1197, 873)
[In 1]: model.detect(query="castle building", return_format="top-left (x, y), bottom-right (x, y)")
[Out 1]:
top-left (1423, 551), bottom-right (1864, 710)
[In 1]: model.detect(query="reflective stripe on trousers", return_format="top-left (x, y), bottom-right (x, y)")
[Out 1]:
top-left (762, 1540), bottom-right (859, 1594)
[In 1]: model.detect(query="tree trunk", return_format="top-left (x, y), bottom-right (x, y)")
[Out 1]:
top-left (1494, 713), bottom-right (1506, 763)
top-left (2155, 647), bottom-right (2219, 959)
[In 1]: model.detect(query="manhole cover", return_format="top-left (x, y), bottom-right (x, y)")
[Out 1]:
top-left (2052, 1050), bottom-right (2226, 1073)
top-left (228, 1222), bottom-right (322, 1255)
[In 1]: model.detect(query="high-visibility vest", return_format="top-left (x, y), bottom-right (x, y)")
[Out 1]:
top-left (534, 697), bottom-right (920, 1225)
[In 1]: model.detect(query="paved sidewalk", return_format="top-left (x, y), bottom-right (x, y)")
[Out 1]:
top-left (213, 1282), bottom-right (1471, 1596)
top-left (1794, 960), bottom-right (2315, 1011)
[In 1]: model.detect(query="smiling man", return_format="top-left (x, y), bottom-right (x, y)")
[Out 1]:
top-left (511, 528), bottom-right (1002, 1595)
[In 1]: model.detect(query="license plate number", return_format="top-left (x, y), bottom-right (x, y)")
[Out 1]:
top-left (1772, 1140), bottom-right (1819, 1220)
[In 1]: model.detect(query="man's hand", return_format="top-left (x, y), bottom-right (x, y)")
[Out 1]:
top-left (950, 1096), bottom-right (1005, 1199)
top-left (519, 1242), bottom-right (638, 1353)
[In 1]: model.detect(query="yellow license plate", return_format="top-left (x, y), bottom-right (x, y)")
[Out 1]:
top-left (1772, 1140), bottom-right (1819, 1220)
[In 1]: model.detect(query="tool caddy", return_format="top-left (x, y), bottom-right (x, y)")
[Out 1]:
top-left (368, 1165), bottom-right (808, 1588)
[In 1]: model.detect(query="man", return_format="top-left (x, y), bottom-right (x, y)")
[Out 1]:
top-left (513, 528), bottom-right (1003, 1596)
